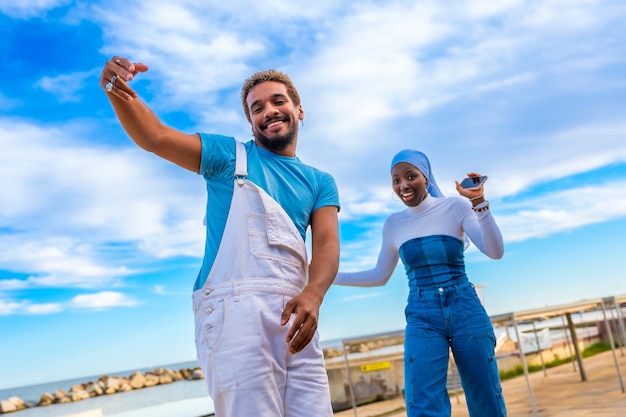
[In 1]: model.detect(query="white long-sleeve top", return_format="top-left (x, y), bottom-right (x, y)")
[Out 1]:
top-left (334, 195), bottom-right (504, 287)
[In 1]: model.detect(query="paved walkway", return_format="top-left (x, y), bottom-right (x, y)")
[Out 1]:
top-left (334, 349), bottom-right (626, 417)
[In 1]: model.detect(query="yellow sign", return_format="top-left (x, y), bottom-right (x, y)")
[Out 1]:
top-left (360, 361), bottom-right (391, 372)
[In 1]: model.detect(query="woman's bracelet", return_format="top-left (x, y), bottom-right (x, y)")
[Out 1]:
top-left (472, 201), bottom-right (489, 212)
top-left (469, 194), bottom-right (484, 201)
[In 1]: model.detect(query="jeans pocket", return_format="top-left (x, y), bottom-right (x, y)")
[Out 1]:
top-left (405, 293), bottom-right (432, 337)
top-left (457, 290), bottom-right (494, 338)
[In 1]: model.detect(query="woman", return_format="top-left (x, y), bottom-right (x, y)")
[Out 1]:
top-left (334, 149), bottom-right (507, 417)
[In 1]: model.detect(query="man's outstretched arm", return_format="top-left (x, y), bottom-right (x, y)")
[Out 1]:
top-left (100, 56), bottom-right (201, 172)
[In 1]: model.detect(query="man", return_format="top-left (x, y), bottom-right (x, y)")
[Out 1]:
top-left (100, 56), bottom-right (340, 417)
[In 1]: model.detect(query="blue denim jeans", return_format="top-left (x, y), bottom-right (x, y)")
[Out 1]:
top-left (404, 282), bottom-right (507, 417)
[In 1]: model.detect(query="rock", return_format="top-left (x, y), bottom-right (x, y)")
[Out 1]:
top-left (11, 397), bottom-right (25, 410)
top-left (0, 396), bottom-right (27, 413)
top-left (38, 392), bottom-right (55, 406)
top-left (85, 382), bottom-right (103, 397)
top-left (129, 371), bottom-right (146, 389)
top-left (0, 399), bottom-right (17, 413)
top-left (191, 368), bottom-right (204, 380)
top-left (158, 374), bottom-right (173, 385)
top-left (69, 384), bottom-right (85, 392)
top-left (151, 367), bottom-right (166, 376)
top-left (143, 374), bottom-right (159, 387)
top-left (69, 390), bottom-right (90, 402)
top-left (117, 382), bottom-right (132, 393)
top-left (103, 376), bottom-right (121, 394)
top-left (53, 389), bottom-right (69, 402)
top-left (149, 367), bottom-right (179, 382)
top-left (4, 364), bottom-right (205, 413)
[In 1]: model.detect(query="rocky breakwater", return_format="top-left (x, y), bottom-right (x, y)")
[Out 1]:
top-left (0, 366), bottom-right (205, 414)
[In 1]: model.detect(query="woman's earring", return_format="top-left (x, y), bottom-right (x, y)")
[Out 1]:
top-left (391, 192), bottom-right (400, 201)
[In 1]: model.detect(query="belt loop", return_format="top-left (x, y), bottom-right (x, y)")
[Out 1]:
top-left (233, 281), bottom-right (240, 302)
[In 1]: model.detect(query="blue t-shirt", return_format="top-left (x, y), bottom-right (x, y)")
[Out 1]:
top-left (194, 133), bottom-right (340, 290)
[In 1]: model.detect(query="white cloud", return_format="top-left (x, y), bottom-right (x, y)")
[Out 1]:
top-left (498, 181), bottom-right (626, 242)
top-left (69, 291), bottom-right (139, 308)
top-left (153, 285), bottom-right (167, 295)
top-left (0, 300), bottom-right (25, 315)
top-left (0, 118), bottom-right (205, 291)
top-left (24, 302), bottom-right (64, 314)
top-left (330, 292), bottom-right (390, 303)
top-left (152, 284), bottom-right (186, 296)
top-left (0, 291), bottom-right (138, 316)
top-left (0, 0), bottom-right (70, 18)
top-left (463, 0), bottom-right (525, 19)
top-left (36, 70), bottom-right (99, 103)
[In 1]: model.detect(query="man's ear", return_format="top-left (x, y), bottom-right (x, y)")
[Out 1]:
top-left (297, 105), bottom-right (304, 120)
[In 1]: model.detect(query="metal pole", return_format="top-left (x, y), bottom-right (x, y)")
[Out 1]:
top-left (560, 314), bottom-right (577, 372)
top-left (611, 297), bottom-right (626, 355)
top-left (601, 298), bottom-right (625, 393)
top-left (609, 300), bottom-right (625, 356)
top-left (566, 312), bottom-right (586, 381)
top-left (512, 315), bottom-right (539, 417)
top-left (342, 341), bottom-right (358, 417)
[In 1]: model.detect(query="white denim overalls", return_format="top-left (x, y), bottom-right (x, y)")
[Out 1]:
top-left (192, 140), bottom-right (332, 417)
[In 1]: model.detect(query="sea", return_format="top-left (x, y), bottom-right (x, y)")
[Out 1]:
top-left (0, 360), bottom-right (214, 417)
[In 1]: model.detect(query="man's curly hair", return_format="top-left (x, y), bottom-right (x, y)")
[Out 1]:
top-left (240, 69), bottom-right (301, 123)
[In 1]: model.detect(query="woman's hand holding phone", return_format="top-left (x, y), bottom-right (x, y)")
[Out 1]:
top-left (455, 173), bottom-right (487, 199)
top-left (460, 175), bottom-right (488, 190)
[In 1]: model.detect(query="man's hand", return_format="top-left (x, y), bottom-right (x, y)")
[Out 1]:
top-left (100, 56), bottom-right (149, 101)
top-left (280, 205), bottom-right (339, 354)
top-left (280, 287), bottom-right (324, 354)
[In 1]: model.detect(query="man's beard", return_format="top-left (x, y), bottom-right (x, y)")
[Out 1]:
top-left (254, 120), bottom-right (298, 151)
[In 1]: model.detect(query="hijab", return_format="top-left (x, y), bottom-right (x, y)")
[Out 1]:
top-left (390, 149), bottom-right (444, 198)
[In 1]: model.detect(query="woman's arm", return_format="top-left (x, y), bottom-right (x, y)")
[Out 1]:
top-left (461, 202), bottom-right (504, 259)
top-left (455, 173), bottom-right (504, 259)
top-left (333, 219), bottom-right (400, 287)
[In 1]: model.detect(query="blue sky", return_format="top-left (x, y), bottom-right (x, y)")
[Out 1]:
top-left (1, 0), bottom-right (626, 390)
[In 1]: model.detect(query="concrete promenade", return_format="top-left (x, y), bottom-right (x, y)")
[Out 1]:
top-left (334, 349), bottom-right (626, 417)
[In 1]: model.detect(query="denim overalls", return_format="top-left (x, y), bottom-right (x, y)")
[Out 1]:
top-left (192, 140), bottom-right (332, 417)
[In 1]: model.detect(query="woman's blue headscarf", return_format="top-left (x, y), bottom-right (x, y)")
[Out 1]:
top-left (390, 149), bottom-right (444, 198)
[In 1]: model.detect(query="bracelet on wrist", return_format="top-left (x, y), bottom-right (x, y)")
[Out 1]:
top-left (472, 201), bottom-right (489, 212)
top-left (470, 194), bottom-right (484, 201)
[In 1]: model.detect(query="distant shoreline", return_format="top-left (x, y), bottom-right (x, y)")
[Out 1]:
top-left (0, 362), bottom-right (205, 415)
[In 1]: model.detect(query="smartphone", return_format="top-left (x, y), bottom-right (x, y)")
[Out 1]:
top-left (460, 175), bottom-right (488, 190)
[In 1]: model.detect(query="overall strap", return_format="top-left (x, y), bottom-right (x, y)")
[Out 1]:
top-left (234, 140), bottom-right (248, 186)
